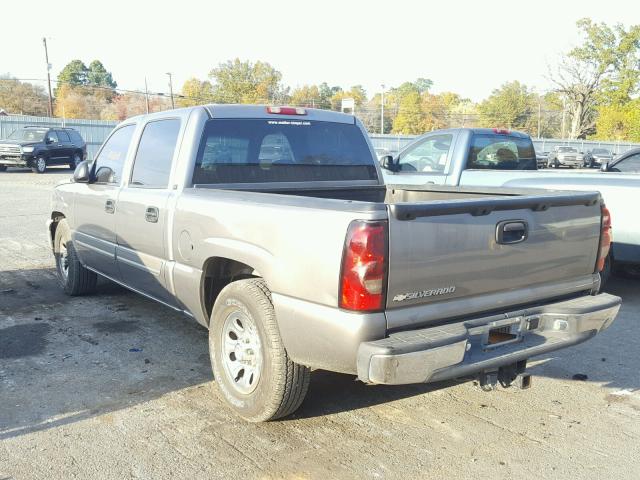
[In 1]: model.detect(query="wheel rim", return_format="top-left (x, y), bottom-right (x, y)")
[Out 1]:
top-left (220, 309), bottom-right (263, 395)
top-left (57, 242), bottom-right (70, 282)
top-left (37, 158), bottom-right (46, 171)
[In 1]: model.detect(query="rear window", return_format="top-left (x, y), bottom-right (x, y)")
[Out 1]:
top-left (66, 130), bottom-right (84, 144)
top-left (192, 119), bottom-right (376, 184)
top-left (467, 134), bottom-right (536, 170)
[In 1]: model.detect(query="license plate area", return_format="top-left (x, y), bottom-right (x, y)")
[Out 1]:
top-left (479, 317), bottom-right (523, 350)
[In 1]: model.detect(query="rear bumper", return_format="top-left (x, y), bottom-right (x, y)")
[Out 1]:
top-left (357, 293), bottom-right (620, 384)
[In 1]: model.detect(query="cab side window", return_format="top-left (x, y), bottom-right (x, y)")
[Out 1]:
top-left (130, 119), bottom-right (181, 188)
top-left (611, 153), bottom-right (640, 174)
top-left (397, 135), bottom-right (452, 173)
top-left (93, 125), bottom-right (136, 184)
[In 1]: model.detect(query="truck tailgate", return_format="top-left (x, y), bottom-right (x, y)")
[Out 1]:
top-left (385, 190), bottom-right (602, 326)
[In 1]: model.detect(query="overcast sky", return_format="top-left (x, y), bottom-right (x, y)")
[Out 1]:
top-left (3, 0), bottom-right (638, 102)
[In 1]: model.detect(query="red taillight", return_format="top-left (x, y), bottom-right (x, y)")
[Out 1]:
top-left (266, 106), bottom-right (307, 115)
top-left (596, 205), bottom-right (612, 272)
top-left (493, 128), bottom-right (511, 134)
top-left (339, 220), bottom-right (388, 312)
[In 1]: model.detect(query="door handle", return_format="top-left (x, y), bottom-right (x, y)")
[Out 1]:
top-left (105, 199), bottom-right (116, 214)
top-left (145, 206), bottom-right (159, 223)
top-left (496, 220), bottom-right (528, 244)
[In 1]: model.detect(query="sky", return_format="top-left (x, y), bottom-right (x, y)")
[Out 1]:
top-left (2, 0), bottom-right (639, 102)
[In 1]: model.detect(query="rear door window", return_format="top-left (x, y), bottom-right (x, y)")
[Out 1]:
top-left (193, 119), bottom-right (376, 184)
top-left (56, 130), bottom-right (70, 142)
top-left (467, 134), bottom-right (536, 170)
top-left (130, 119), bottom-right (181, 188)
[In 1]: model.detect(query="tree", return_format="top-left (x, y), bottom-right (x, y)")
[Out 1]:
top-left (177, 78), bottom-right (216, 107)
top-left (56, 60), bottom-right (88, 92)
top-left (87, 60), bottom-right (117, 89)
top-left (552, 19), bottom-right (640, 138)
top-left (391, 91), bottom-right (424, 134)
top-left (290, 85), bottom-right (321, 107)
top-left (594, 100), bottom-right (640, 142)
top-left (330, 85), bottom-right (367, 111)
top-left (477, 81), bottom-right (536, 132)
top-left (0, 76), bottom-right (49, 116)
top-left (100, 93), bottom-right (170, 121)
top-left (209, 58), bottom-right (287, 104)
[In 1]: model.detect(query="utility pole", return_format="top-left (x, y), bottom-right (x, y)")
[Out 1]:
top-left (166, 72), bottom-right (175, 109)
top-left (144, 77), bottom-right (150, 114)
top-left (380, 84), bottom-right (385, 135)
top-left (42, 37), bottom-right (53, 117)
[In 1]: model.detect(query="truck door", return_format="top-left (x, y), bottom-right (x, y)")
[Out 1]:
top-left (73, 124), bottom-right (136, 280)
top-left (383, 133), bottom-right (454, 185)
top-left (115, 118), bottom-right (181, 306)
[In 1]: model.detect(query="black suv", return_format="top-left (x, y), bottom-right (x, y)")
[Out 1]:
top-left (0, 126), bottom-right (87, 173)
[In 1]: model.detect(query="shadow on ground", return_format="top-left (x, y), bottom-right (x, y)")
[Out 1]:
top-left (1, 269), bottom-right (638, 438)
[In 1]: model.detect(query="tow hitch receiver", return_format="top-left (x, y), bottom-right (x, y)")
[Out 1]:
top-left (479, 361), bottom-right (530, 391)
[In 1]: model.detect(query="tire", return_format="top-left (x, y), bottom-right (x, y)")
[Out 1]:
top-left (209, 278), bottom-right (310, 422)
top-left (69, 153), bottom-right (82, 170)
top-left (32, 156), bottom-right (47, 174)
top-left (54, 219), bottom-right (97, 295)
top-left (0, 165), bottom-right (7, 172)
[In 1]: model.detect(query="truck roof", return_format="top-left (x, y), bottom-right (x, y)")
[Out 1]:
top-left (125, 104), bottom-right (357, 125)
top-left (421, 127), bottom-right (531, 139)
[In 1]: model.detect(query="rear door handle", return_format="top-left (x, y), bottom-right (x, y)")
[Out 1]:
top-left (105, 199), bottom-right (116, 214)
top-left (145, 206), bottom-right (159, 223)
top-left (496, 220), bottom-right (528, 244)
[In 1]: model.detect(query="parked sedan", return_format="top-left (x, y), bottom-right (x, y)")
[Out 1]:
top-left (584, 148), bottom-right (614, 168)
top-left (547, 146), bottom-right (584, 168)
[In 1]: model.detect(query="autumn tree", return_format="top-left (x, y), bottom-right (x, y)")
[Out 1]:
top-left (0, 76), bottom-right (49, 116)
top-left (177, 78), bottom-right (216, 107)
top-left (209, 59), bottom-right (287, 104)
top-left (55, 59), bottom-right (118, 118)
top-left (392, 90), bottom-right (424, 134)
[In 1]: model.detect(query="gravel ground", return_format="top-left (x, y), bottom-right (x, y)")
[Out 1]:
top-left (1, 168), bottom-right (639, 480)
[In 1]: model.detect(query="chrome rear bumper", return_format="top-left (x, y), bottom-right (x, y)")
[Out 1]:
top-left (357, 293), bottom-right (621, 384)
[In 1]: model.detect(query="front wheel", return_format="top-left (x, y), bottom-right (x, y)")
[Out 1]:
top-left (209, 278), bottom-right (310, 422)
top-left (54, 219), bottom-right (97, 295)
top-left (32, 156), bottom-right (47, 174)
top-left (69, 153), bottom-right (82, 170)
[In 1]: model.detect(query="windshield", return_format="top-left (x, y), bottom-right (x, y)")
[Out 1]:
top-left (7, 128), bottom-right (47, 142)
top-left (558, 147), bottom-right (577, 153)
top-left (467, 134), bottom-right (536, 170)
top-left (192, 119), bottom-right (377, 184)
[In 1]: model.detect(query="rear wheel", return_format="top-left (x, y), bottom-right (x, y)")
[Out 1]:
top-left (32, 156), bottom-right (47, 174)
top-left (209, 278), bottom-right (310, 422)
top-left (54, 219), bottom-right (97, 295)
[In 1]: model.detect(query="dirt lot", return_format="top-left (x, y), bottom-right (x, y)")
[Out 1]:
top-left (1, 168), bottom-right (639, 480)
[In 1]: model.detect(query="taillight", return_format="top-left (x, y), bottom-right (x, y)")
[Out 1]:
top-left (493, 128), bottom-right (511, 134)
top-left (339, 220), bottom-right (388, 312)
top-left (266, 106), bottom-right (307, 115)
top-left (596, 205), bottom-right (612, 272)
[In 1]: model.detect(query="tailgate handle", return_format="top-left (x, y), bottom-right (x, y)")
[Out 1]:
top-left (496, 220), bottom-right (528, 244)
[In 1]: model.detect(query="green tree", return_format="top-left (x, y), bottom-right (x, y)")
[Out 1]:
top-left (87, 60), bottom-right (117, 89)
top-left (177, 78), bottom-right (216, 107)
top-left (290, 85), bottom-right (321, 107)
top-left (209, 58), bottom-right (287, 104)
top-left (56, 60), bottom-right (88, 91)
top-left (594, 100), bottom-right (640, 141)
top-left (478, 81), bottom-right (536, 132)
top-left (552, 19), bottom-right (640, 138)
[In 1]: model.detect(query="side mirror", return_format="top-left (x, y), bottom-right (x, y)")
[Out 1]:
top-left (73, 160), bottom-right (91, 183)
top-left (600, 162), bottom-right (609, 172)
top-left (381, 155), bottom-right (397, 172)
top-left (45, 137), bottom-right (54, 144)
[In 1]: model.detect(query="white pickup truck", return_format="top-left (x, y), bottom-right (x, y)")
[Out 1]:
top-left (380, 128), bottom-right (640, 279)
top-left (49, 111), bottom-right (620, 422)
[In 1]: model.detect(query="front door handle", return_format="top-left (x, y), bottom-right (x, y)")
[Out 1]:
top-left (145, 206), bottom-right (159, 223)
top-left (496, 220), bottom-right (528, 244)
top-left (105, 199), bottom-right (116, 214)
